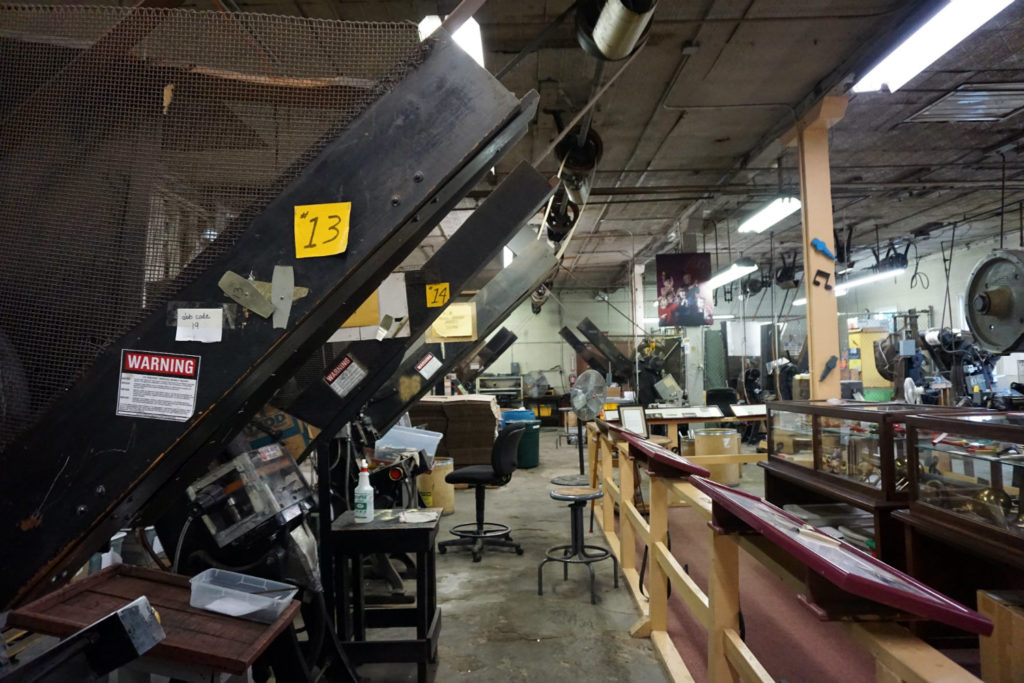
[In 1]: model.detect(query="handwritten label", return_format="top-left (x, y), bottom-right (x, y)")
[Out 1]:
top-left (426, 282), bottom-right (450, 308)
top-left (175, 308), bottom-right (223, 343)
top-left (294, 201), bottom-right (351, 258)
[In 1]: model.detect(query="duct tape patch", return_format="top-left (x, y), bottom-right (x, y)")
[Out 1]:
top-left (117, 350), bottom-right (200, 422)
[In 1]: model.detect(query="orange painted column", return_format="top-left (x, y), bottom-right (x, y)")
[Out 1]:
top-left (790, 96), bottom-right (847, 399)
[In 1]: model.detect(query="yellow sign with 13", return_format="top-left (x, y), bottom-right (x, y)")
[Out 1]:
top-left (294, 202), bottom-right (351, 258)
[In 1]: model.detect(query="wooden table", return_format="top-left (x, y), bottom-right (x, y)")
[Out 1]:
top-left (332, 508), bottom-right (441, 683)
top-left (7, 564), bottom-right (301, 680)
top-left (645, 415), bottom-right (766, 452)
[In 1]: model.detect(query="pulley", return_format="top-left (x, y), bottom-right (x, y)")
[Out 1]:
top-left (576, 0), bottom-right (656, 61)
top-left (965, 249), bottom-right (1024, 354)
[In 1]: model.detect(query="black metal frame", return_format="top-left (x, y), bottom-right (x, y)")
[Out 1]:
top-left (0, 31), bottom-right (532, 608)
top-left (363, 237), bottom-right (560, 434)
top-left (575, 317), bottom-right (634, 380)
top-left (538, 494), bottom-right (618, 604)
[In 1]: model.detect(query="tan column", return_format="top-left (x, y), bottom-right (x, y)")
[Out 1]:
top-left (787, 96), bottom-right (847, 400)
top-left (707, 530), bottom-right (740, 683)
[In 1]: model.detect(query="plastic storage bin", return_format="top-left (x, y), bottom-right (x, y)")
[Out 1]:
top-left (189, 568), bottom-right (297, 623)
top-left (507, 419), bottom-right (541, 468)
top-left (501, 409), bottom-right (535, 427)
top-left (375, 425), bottom-right (443, 457)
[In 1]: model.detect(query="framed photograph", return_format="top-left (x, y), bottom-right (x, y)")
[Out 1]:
top-left (619, 406), bottom-right (648, 438)
top-left (655, 253), bottom-right (714, 327)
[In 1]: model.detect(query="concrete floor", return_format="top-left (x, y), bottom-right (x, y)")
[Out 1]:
top-left (359, 428), bottom-right (674, 683)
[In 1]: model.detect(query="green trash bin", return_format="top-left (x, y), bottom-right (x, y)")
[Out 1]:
top-left (507, 419), bottom-right (541, 469)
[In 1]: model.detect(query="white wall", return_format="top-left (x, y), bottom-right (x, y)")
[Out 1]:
top-left (483, 284), bottom-right (708, 399)
top-left (709, 233), bottom-right (1024, 385)
top-left (483, 233), bottom-right (1024, 398)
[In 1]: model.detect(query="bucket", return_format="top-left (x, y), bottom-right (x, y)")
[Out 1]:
top-left (506, 419), bottom-right (541, 468)
top-left (695, 428), bottom-right (740, 485)
top-left (417, 457), bottom-right (455, 515)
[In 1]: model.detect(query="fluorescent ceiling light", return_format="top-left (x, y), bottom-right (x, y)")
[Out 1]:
top-left (852, 0), bottom-right (1014, 94)
top-left (715, 314), bottom-right (736, 320)
top-left (836, 266), bottom-right (906, 293)
top-left (502, 246), bottom-right (514, 268)
top-left (793, 266), bottom-right (906, 305)
top-left (793, 290), bottom-right (848, 306)
top-left (705, 257), bottom-right (758, 290)
top-left (419, 15), bottom-right (485, 68)
top-left (737, 197), bottom-right (801, 234)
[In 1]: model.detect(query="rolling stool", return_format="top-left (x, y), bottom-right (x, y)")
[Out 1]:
top-left (538, 487), bottom-right (618, 604)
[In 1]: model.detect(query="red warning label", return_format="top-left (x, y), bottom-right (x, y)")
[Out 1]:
top-left (117, 349), bottom-right (200, 422)
top-left (123, 351), bottom-right (199, 378)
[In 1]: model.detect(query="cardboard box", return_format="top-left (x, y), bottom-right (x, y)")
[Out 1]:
top-left (243, 405), bottom-right (320, 461)
top-left (409, 394), bottom-right (501, 467)
top-left (606, 386), bottom-right (622, 398)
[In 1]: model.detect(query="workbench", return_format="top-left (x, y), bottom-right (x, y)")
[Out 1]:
top-left (332, 508), bottom-right (441, 683)
top-left (7, 564), bottom-right (302, 681)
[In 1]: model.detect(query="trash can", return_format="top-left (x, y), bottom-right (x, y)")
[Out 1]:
top-left (417, 457), bottom-right (455, 515)
top-left (506, 419), bottom-right (542, 469)
top-left (695, 428), bottom-right (740, 485)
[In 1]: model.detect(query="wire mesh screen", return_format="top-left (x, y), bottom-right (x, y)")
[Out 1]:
top-left (0, 5), bottom-right (424, 449)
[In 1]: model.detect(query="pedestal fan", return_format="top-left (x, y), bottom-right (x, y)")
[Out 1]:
top-left (552, 369), bottom-right (607, 486)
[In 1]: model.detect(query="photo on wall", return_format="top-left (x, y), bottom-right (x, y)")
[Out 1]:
top-left (656, 253), bottom-right (714, 327)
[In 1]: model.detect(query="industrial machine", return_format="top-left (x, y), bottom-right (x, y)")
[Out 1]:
top-left (454, 328), bottom-right (519, 386)
top-left (0, 9), bottom-right (558, 681)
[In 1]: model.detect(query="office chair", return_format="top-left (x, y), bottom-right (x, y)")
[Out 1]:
top-left (438, 424), bottom-right (526, 562)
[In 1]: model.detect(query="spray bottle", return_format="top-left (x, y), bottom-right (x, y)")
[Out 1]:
top-left (354, 459), bottom-right (374, 523)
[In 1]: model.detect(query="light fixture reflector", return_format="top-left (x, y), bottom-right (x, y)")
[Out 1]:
top-left (419, 15), bottom-right (485, 68)
top-left (852, 0), bottom-right (1014, 94)
top-left (704, 257), bottom-right (758, 290)
top-left (737, 197), bottom-right (801, 234)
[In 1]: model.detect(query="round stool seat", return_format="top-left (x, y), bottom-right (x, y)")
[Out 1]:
top-left (550, 486), bottom-right (603, 502)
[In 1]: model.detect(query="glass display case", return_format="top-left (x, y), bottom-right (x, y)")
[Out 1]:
top-left (905, 412), bottom-right (1024, 542)
top-left (766, 400), bottom-right (953, 500)
top-left (763, 400), bottom-right (956, 566)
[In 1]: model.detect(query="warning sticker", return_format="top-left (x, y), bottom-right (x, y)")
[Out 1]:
top-left (324, 355), bottom-right (368, 398)
top-left (415, 353), bottom-right (442, 379)
top-left (117, 350), bottom-right (200, 422)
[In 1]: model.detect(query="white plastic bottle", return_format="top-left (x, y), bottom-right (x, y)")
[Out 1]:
top-left (354, 460), bottom-right (374, 523)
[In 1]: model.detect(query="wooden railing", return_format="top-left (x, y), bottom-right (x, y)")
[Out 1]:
top-left (587, 423), bottom-right (983, 683)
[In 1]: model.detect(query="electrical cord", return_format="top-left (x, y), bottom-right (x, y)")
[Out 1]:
top-left (138, 527), bottom-right (170, 570)
top-left (909, 241), bottom-right (929, 290)
top-left (170, 516), bottom-right (195, 574)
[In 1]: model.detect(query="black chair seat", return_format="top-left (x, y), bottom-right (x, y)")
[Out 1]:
top-left (438, 425), bottom-right (525, 563)
top-left (445, 465), bottom-right (500, 486)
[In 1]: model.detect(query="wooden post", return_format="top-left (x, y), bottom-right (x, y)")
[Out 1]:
top-left (786, 95), bottom-right (847, 400)
top-left (978, 590), bottom-right (1024, 683)
top-left (619, 452), bottom-right (637, 573)
top-left (601, 436), bottom-right (616, 537)
top-left (707, 531), bottom-right (741, 683)
top-left (649, 475), bottom-right (669, 633)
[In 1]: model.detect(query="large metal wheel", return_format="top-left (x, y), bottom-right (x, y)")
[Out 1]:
top-left (965, 249), bottom-right (1024, 354)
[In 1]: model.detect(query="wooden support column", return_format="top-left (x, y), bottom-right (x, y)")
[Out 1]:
top-left (619, 453), bottom-right (637, 574)
top-left (649, 476), bottom-right (669, 633)
top-left (601, 437), bottom-right (616, 539)
top-left (707, 531), bottom-right (740, 683)
top-left (785, 95), bottom-right (847, 399)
